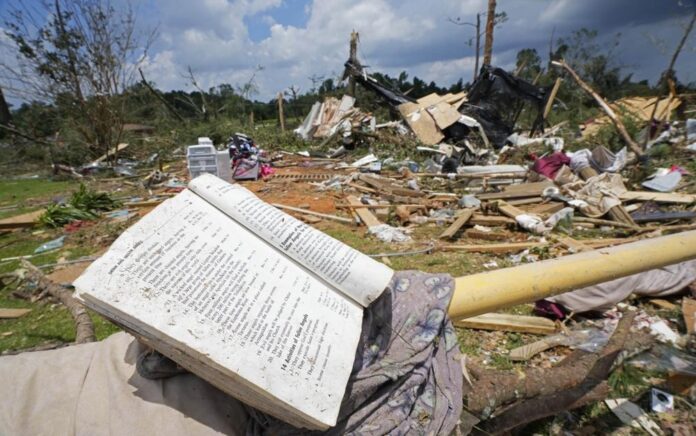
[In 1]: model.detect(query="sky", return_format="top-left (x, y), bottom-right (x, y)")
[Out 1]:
top-left (1, 0), bottom-right (695, 102)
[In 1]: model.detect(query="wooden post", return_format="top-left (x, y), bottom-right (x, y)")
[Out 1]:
top-left (249, 111), bottom-right (255, 130)
top-left (473, 13), bottom-right (481, 81)
top-left (449, 230), bottom-right (696, 319)
top-left (552, 60), bottom-right (644, 157)
top-left (483, 0), bottom-right (496, 65)
top-left (277, 92), bottom-right (285, 132)
top-left (348, 31), bottom-right (359, 96)
top-left (543, 78), bottom-right (562, 119)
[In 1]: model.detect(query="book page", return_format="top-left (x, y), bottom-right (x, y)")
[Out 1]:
top-left (74, 190), bottom-right (362, 428)
top-left (189, 174), bottom-right (393, 306)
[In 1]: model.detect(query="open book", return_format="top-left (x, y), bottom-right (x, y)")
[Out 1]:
top-left (74, 174), bottom-right (394, 430)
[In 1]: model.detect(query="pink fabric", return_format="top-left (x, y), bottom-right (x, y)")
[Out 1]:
top-left (532, 152), bottom-right (571, 179)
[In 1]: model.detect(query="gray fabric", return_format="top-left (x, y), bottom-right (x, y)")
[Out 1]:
top-left (0, 332), bottom-right (248, 436)
top-left (548, 259), bottom-right (696, 313)
top-left (253, 270), bottom-right (463, 435)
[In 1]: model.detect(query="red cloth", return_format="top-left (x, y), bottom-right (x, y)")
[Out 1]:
top-left (532, 152), bottom-right (570, 179)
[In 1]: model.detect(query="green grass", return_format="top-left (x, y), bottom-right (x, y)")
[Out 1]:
top-left (0, 178), bottom-right (77, 220)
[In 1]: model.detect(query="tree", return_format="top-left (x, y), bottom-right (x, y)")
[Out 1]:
top-left (515, 48), bottom-right (542, 81)
top-left (1, 0), bottom-right (155, 160)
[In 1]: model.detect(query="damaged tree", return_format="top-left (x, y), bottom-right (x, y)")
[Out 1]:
top-left (1, 0), bottom-right (155, 159)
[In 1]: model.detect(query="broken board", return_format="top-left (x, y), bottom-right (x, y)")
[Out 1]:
top-left (0, 308), bottom-right (31, 319)
top-left (438, 209), bottom-right (473, 239)
top-left (454, 313), bottom-right (557, 335)
top-left (0, 210), bottom-right (44, 230)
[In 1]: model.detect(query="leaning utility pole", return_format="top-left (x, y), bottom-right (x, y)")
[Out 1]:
top-left (348, 31), bottom-right (360, 96)
top-left (483, 0), bottom-right (496, 66)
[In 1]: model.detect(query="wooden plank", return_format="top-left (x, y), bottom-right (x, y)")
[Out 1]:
top-left (441, 241), bottom-right (543, 254)
top-left (438, 209), bottom-right (473, 239)
top-left (454, 313), bottom-right (557, 335)
top-left (507, 197), bottom-right (543, 206)
top-left (0, 308), bottom-right (31, 319)
top-left (346, 196), bottom-right (381, 228)
top-left (271, 203), bottom-right (352, 224)
top-left (0, 210), bottom-right (44, 229)
top-left (470, 214), bottom-right (515, 226)
top-left (477, 181), bottom-right (554, 200)
top-left (523, 202), bottom-right (565, 216)
top-left (93, 142), bottom-right (129, 163)
top-left (464, 229), bottom-right (508, 241)
top-left (552, 235), bottom-right (592, 252)
top-left (683, 298), bottom-right (696, 335)
top-left (496, 200), bottom-right (526, 220)
top-left (619, 191), bottom-right (696, 204)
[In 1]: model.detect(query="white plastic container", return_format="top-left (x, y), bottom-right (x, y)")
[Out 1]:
top-left (187, 144), bottom-right (215, 156)
top-left (216, 150), bottom-right (231, 181)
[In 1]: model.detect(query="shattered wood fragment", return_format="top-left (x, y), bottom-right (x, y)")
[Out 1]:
top-left (438, 209), bottom-right (473, 239)
top-left (0, 308), bottom-right (31, 319)
top-left (683, 298), bottom-right (696, 334)
top-left (605, 399), bottom-right (662, 436)
top-left (464, 228), bottom-right (508, 241)
top-left (441, 241), bottom-right (543, 254)
top-left (346, 196), bottom-right (381, 228)
top-left (469, 214), bottom-right (515, 226)
top-left (552, 235), bottom-right (592, 252)
top-left (454, 313), bottom-right (557, 334)
top-left (0, 210), bottom-right (43, 230)
top-left (271, 204), bottom-right (352, 224)
top-left (476, 181), bottom-right (554, 200)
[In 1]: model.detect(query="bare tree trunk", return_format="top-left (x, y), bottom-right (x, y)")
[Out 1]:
top-left (21, 260), bottom-right (96, 344)
top-left (483, 0), bottom-right (496, 65)
top-left (553, 60), bottom-right (644, 157)
top-left (473, 13), bottom-right (481, 81)
top-left (643, 12), bottom-right (696, 146)
top-left (0, 86), bottom-right (11, 126)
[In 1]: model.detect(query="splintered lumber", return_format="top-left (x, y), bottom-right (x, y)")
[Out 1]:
top-left (572, 216), bottom-right (637, 229)
top-left (0, 210), bottom-right (43, 230)
top-left (496, 200), bottom-right (526, 220)
top-left (552, 235), bottom-right (592, 252)
top-left (346, 196), bottom-right (381, 228)
top-left (449, 230), bottom-right (696, 319)
top-left (523, 202), bottom-right (565, 216)
top-left (683, 298), bottom-right (696, 334)
top-left (438, 209), bottom-right (473, 239)
top-left (464, 228), bottom-right (508, 241)
top-left (619, 191), bottom-right (696, 204)
top-left (441, 242), bottom-right (543, 254)
top-left (454, 313), bottom-right (557, 334)
top-left (271, 203), bottom-right (352, 224)
top-left (0, 308), bottom-right (31, 319)
top-left (470, 214), bottom-right (515, 226)
top-left (476, 181), bottom-right (554, 200)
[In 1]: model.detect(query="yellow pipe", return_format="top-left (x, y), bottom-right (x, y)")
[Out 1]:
top-left (449, 230), bottom-right (696, 319)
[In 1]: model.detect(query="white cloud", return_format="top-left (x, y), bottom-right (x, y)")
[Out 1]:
top-left (135, 0), bottom-right (695, 101)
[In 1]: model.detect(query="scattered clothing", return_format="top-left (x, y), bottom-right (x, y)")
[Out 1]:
top-left (546, 259), bottom-right (696, 313)
top-left (532, 152), bottom-right (570, 179)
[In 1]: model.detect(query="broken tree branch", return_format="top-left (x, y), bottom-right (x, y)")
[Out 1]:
top-left (552, 59), bottom-right (644, 157)
top-left (471, 311), bottom-right (636, 434)
top-left (20, 260), bottom-right (95, 344)
top-left (138, 68), bottom-right (185, 122)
